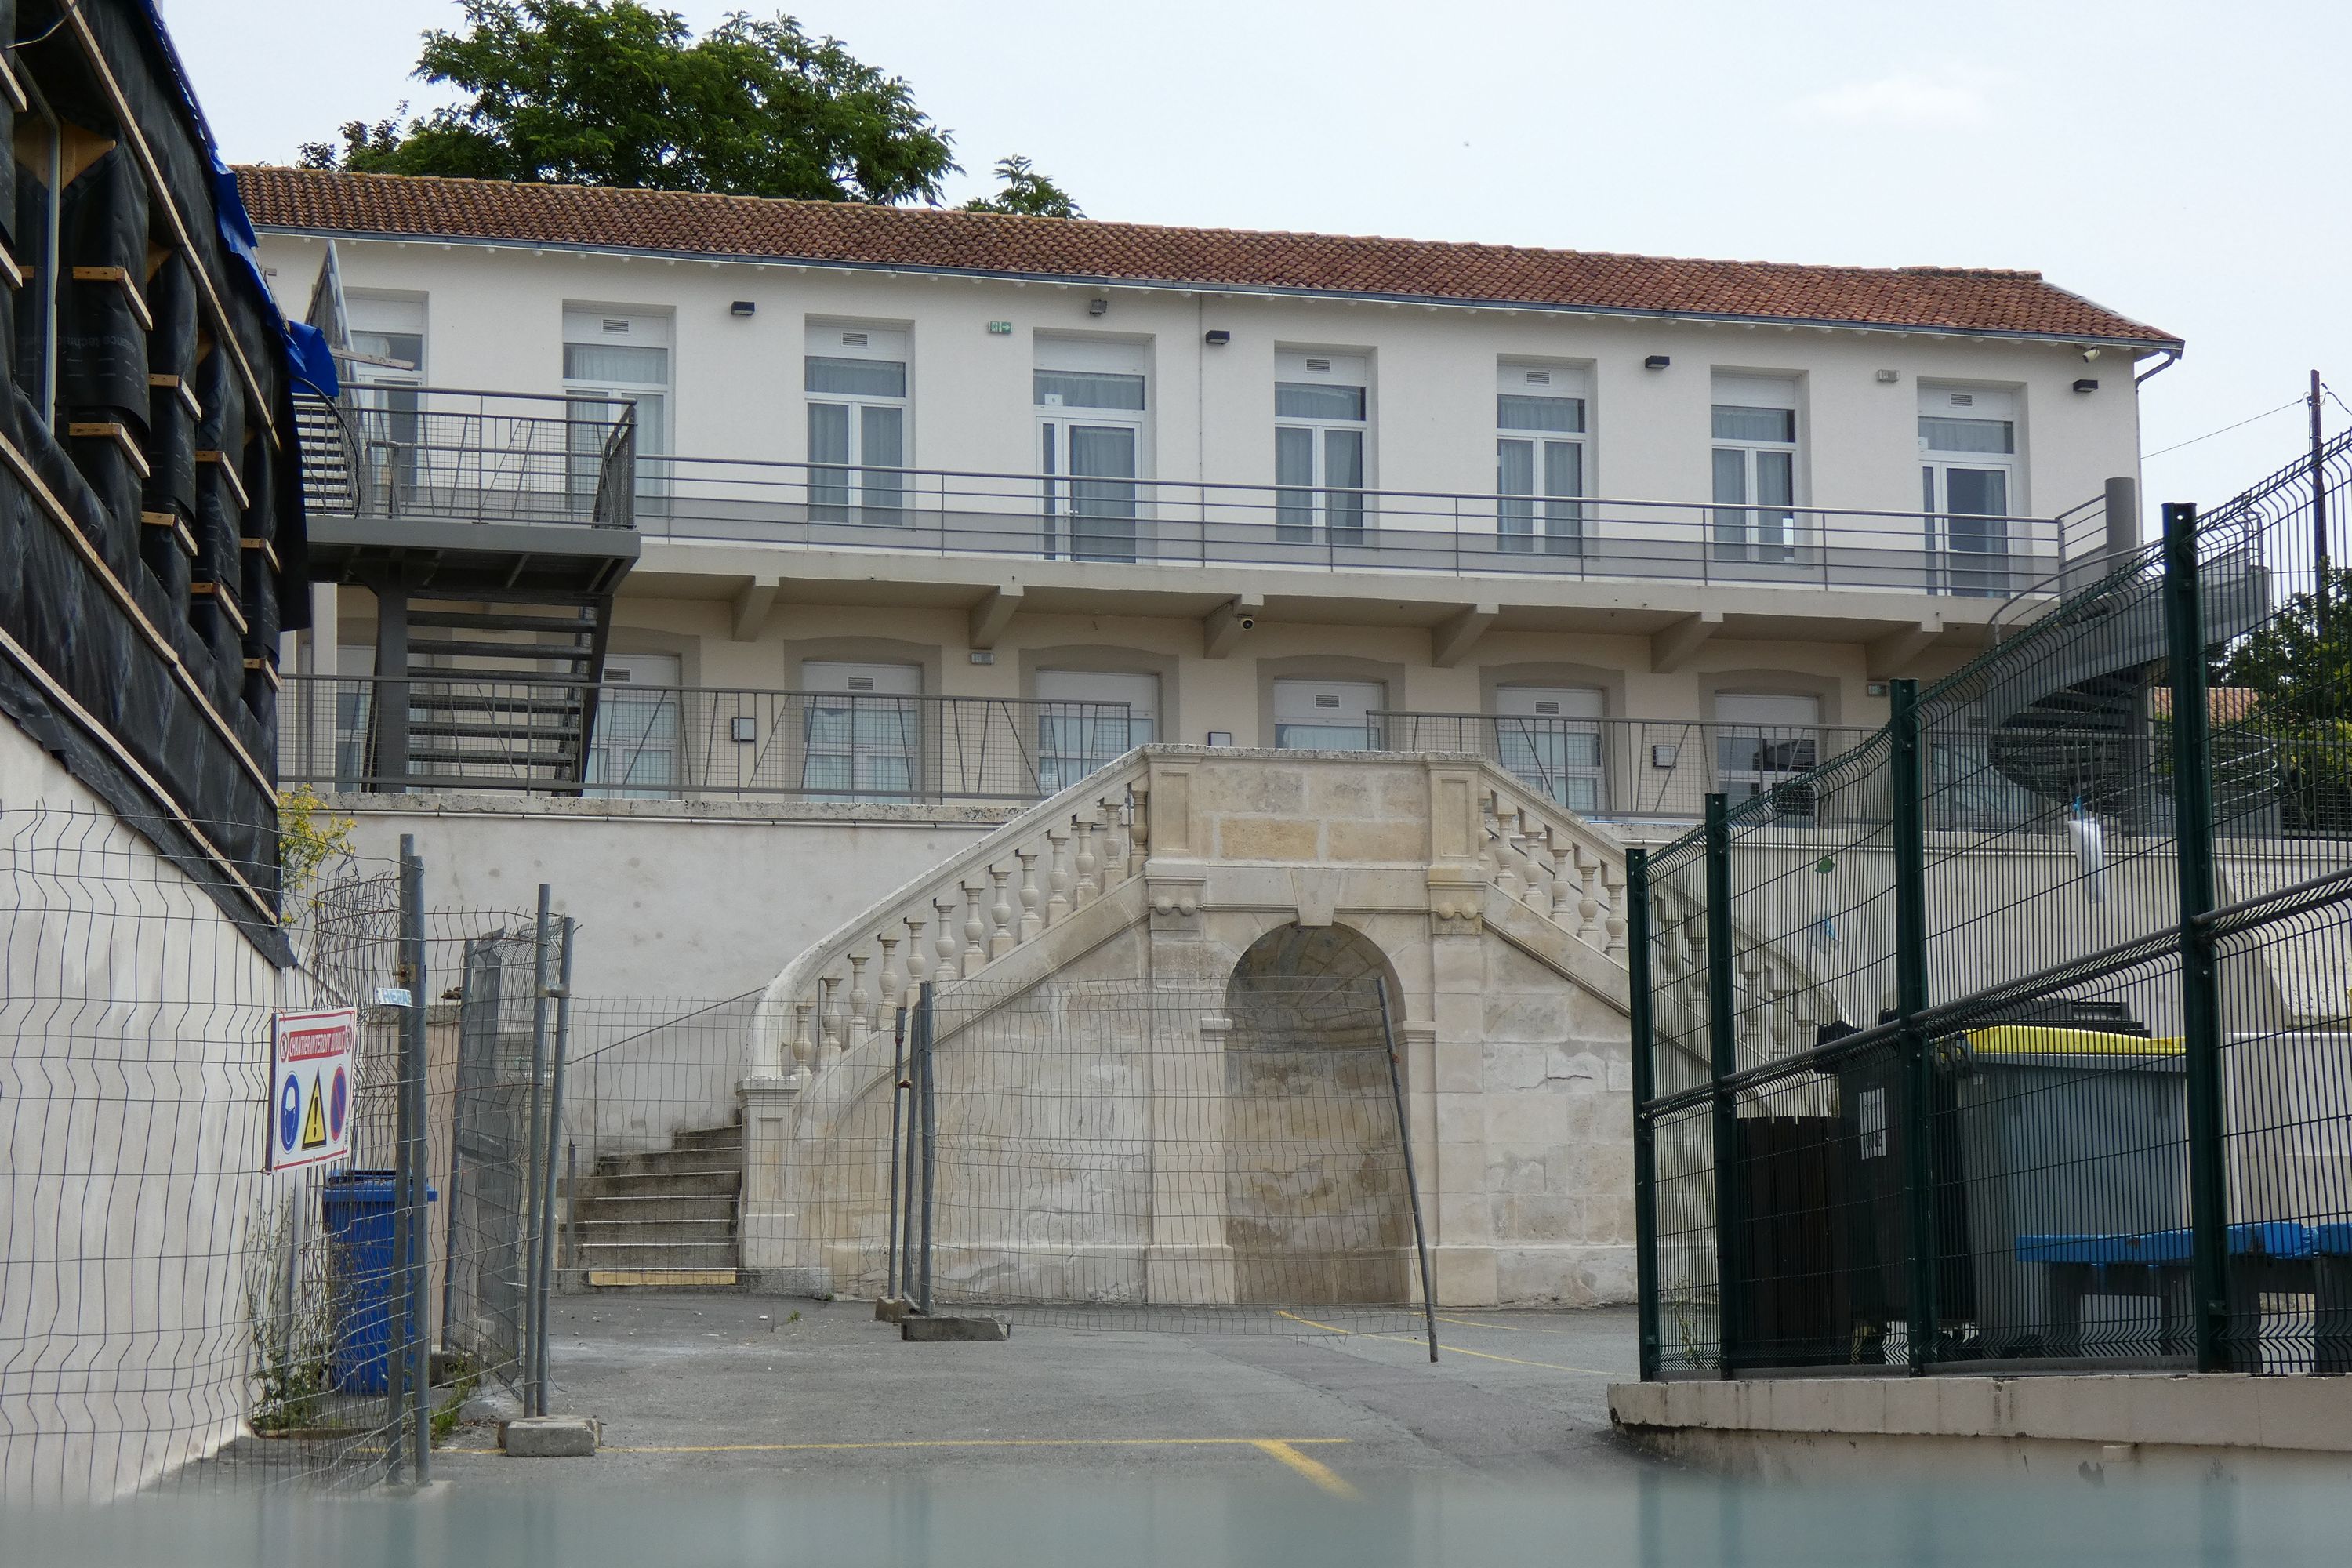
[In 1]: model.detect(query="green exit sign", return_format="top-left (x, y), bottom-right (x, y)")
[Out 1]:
top-left (987, 321), bottom-right (1013, 335)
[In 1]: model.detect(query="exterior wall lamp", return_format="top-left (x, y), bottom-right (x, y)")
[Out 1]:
top-left (1203, 329), bottom-right (1231, 345)
top-left (1087, 298), bottom-right (1109, 316)
top-left (2074, 379), bottom-right (2100, 394)
top-left (729, 300), bottom-right (756, 317)
top-left (1643, 354), bottom-right (1670, 370)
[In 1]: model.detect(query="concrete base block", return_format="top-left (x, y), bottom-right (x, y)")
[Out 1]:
top-left (501, 1415), bottom-right (601, 1457)
top-left (901, 1313), bottom-right (1011, 1342)
top-left (875, 1295), bottom-right (912, 1322)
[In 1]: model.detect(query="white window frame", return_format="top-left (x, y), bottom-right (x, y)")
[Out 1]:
top-left (586, 652), bottom-right (683, 800)
top-left (800, 660), bottom-right (921, 802)
top-left (1274, 350), bottom-right (1371, 546)
top-left (1713, 691), bottom-right (1821, 822)
top-left (1710, 376), bottom-right (1802, 564)
top-left (1492, 684), bottom-right (1606, 811)
top-left (1918, 385), bottom-right (2021, 597)
top-left (806, 322), bottom-right (909, 527)
top-left (1496, 361), bottom-right (1588, 556)
top-left (346, 294), bottom-right (427, 502)
top-left (564, 307), bottom-right (672, 501)
top-left (1272, 677), bottom-right (1385, 751)
top-left (1036, 337), bottom-right (1149, 563)
top-left (1034, 669), bottom-right (1157, 791)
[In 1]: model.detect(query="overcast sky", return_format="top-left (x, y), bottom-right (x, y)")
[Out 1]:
top-left (163, 0), bottom-right (2349, 523)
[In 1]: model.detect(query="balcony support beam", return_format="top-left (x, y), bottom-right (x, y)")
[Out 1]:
top-left (1203, 593), bottom-right (1263, 660)
top-left (1867, 617), bottom-right (1944, 680)
top-left (1648, 610), bottom-right (1722, 674)
top-left (1431, 603), bottom-right (1499, 669)
top-left (967, 583), bottom-right (1025, 651)
top-left (731, 575), bottom-right (780, 642)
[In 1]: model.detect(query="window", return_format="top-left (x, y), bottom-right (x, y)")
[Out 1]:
top-left (1919, 387), bottom-right (2019, 597)
top-left (1275, 351), bottom-right (1369, 545)
top-left (1272, 678), bottom-right (1383, 750)
top-left (564, 308), bottom-right (670, 498)
top-left (807, 324), bottom-right (908, 525)
top-left (800, 661), bottom-right (920, 800)
top-left (586, 653), bottom-right (682, 799)
top-left (1036, 339), bottom-right (1146, 563)
top-left (1496, 364), bottom-right (1587, 555)
top-left (1035, 670), bottom-right (1157, 791)
top-left (347, 295), bottom-right (425, 499)
top-left (1493, 684), bottom-right (1605, 811)
top-left (1711, 377), bottom-right (1800, 563)
top-left (1714, 692), bottom-right (1820, 822)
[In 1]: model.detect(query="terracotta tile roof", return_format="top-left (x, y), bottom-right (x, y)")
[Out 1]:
top-left (236, 167), bottom-right (2180, 347)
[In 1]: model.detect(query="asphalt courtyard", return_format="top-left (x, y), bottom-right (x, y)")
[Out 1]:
top-left (435, 1292), bottom-right (1650, 1494)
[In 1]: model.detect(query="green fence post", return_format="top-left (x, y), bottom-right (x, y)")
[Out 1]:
top-left (1626, 848), bottom-right (1662, 1382)
top-left (1888, 679), bottom-right (1936, 1374)
top-left (2162, 500), bottom-right (2231, 1373)
top-left (1702, 795), bottom-right (1743, 1377)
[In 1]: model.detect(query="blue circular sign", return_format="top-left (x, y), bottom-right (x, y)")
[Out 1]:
top-left (279, 1073), bottom-right (303, 1151)
top-left (329, 1067), bottom-right (348, 1142)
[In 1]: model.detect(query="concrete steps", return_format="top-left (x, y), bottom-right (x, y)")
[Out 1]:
top-left (573, 1119), bottom-right (742, 1288)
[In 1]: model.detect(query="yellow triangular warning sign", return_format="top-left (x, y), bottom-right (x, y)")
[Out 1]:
top-left (300, 1078), bottom-right (328, 1149)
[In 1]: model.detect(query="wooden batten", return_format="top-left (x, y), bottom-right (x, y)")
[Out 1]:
top-left (141, 510), bottom-right (198, 557)
top-left (194, 448), bottom-right (251, 509)
top-left (241, 657), bottom-right (281, 691)
top-left (0, 51), bottom-right (24, 114)
top-left (190, 578), bottom-right (249, 635)
top-left (70, 265), bottom-right (156, 332)
top-left (148, 372), bottom-right (203, 420)
top-left (67, 421), bottom-right (152, 480)
top-left (0, 245), bottom-right (21, 292)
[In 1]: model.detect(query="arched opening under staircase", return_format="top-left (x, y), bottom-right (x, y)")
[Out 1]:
top-left (1220, 924), bottom-right (1414, 1305)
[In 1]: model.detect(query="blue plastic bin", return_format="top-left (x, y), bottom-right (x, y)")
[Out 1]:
top-left (321, 1171), bottom-right (436, 1395)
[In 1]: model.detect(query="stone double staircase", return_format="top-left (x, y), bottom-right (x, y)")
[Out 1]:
top-left (574, 1118), bottom-right (743, 1287)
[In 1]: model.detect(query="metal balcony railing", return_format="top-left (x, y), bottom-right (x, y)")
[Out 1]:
top-left (632, 455), bottom-right (2079, 596)
top-left (297, 387), bottom-right (639, 529)
top-left (278, 675), bottom-right (1142, 804)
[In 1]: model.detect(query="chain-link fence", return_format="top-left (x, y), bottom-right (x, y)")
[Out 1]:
top-left (0, 803), bottom-right (575, 1501)
top-left (1631, 428), bottom-right (2352, 1381)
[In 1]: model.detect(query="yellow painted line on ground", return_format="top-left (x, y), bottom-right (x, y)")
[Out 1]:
top-left (1276, 1307), bottom-right (1613, 1377)
top-left (1250, 1439), bottom-right (1359, 1498)
top-left (587, 1436), bottom-right (1351, 1455)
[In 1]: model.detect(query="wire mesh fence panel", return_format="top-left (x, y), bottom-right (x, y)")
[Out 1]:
top-left (1632, 424), bottom-right (2352, 1381)
top-left (438, 929), bottom-right (543, 1388)
top-left (779, 975), bottom-right (1434, 1340)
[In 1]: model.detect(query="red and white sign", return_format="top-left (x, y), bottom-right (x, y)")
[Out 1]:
top-left (270, 1007), bottom-right (358, 1171)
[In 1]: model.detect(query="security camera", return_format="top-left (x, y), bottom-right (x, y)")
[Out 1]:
top-left (2081, 347), bottom-right (2101, 363)
top-left (1238, 615), bottom-right (1256, 630)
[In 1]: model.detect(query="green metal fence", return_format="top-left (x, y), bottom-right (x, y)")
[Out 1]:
top-left (1632, 427), bottom-right (2352, 1380)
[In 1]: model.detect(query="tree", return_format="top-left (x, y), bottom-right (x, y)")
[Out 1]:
top-left (959, 156), bottom-right (1081, 220)
top-left (2220, 568), bottom-right (2351, 831)
top-left (297, 2), bottom-right (959, 205)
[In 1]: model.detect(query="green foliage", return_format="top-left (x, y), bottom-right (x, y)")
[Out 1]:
top-left (959, 156), bottom-right (1081, 220)
top-left (299, 2), bottom-right (959, 204)
top-left (278, 785), bottom-right (358, 920)
top-left (2220, 569), bottom-right (2352, 832)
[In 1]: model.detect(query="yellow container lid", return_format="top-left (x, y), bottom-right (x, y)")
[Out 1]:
top-left (1962, 1024), bottom-right (2183, 1057)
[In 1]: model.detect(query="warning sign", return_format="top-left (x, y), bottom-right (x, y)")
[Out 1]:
top-left (269, 1007), bottom-right (358, 1171)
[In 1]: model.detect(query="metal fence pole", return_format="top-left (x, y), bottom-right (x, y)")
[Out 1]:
top-left (1374, 977), bottom-right (1440, 1363)
top-left (532, 915), bottom-right (575, 1414)
top-left (1889, 679), bottom-right (1937, 1374)
top-left (2162, 500), bottom-right (2232, 1372)
top-left (398, 835), bottom-right (431, 1484)
top-left (886, 1007), bottom-right (907, 1301)
top-left (522, 885), bottom-right (553, 1410)
top-left (1701, 794), bottom-right (1742, 1377)
top-left (917, 982), bottom-right (936, 1317)
top-left (1625, 847), bottom-right (1662, 1383)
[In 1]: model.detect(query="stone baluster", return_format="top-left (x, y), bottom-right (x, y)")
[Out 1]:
top-left (1099, 799), bottom-right (1127, 887)
top-left (1490, 798), bottom-right (1524, 901)
top-left (1047, 828), bottom-right (1073, 925)
top-left (933, 895), bottom-right (961, 984)
top-left (1016, 847), bottom-right (1043, 942)
top-left (989, 864), bottom-right (1016, 959)
top-left (848, 949), bottom-right (872, 1036)
top-left (1127, 784), bottom-right (1150, 878)
top-left (818, 973), bottom-right (844, 1067)
top-left (901, 911), bottom-right (927, 999)
top-left (1523, 822), bottom-right (1555, 915)
top-left (790, 1001), bottom-right (815, 1079)
top-left (1577, 850), bottom-right (1605, 947)
top-left (1602, 862), bottom-right (1628, 958)
top-left (1478, 791), bottom-right (1502, 885)
top-left (877, 929), bottom-right (902, 1016)
top-left (1073, 810), bottom-right (1100, 908)
top-left (960, 881), bottom-right (988, 977)
top-left (1549, 829), bottom-right (1577, 926)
